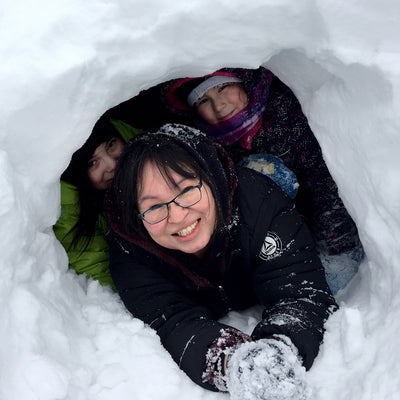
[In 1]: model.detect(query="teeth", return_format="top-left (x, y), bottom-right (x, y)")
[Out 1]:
top-left (177, 221), bottom-right (198, 237)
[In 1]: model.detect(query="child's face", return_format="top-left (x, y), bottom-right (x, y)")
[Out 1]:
top-left (87, 137), bottom-right (125, 190)
top-left (195, 82), bottom-right (248, 125)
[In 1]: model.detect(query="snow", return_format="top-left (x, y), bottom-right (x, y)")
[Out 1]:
top-left (1, 0), bottom-right (400, 399)
top-left (226, 337), bottom-right (310, 400)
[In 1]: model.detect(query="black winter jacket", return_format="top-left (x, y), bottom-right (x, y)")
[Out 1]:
top-left (108, 158), bottom-right (337, 390)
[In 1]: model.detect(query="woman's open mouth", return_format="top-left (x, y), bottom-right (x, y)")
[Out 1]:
top-left (176, 220), bottom-right (199, 237)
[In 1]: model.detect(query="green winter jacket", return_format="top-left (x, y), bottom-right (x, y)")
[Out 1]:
top-left (54, 180), bottom-right (116, 289)
top-left (54, 119), bottom-right (141, 290)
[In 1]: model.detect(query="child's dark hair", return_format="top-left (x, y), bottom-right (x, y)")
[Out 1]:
top-left (61, 118), bottom-right (124, 250)
top-left (112, 133), bottom-right (222, 240)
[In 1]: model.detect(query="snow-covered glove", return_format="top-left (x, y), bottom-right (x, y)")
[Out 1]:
top-left (237, 153), bottom-right (299, 199)
top-left (226, 336), bottom-right (310, 400)
top-left (319, 242), bottom-right (364, 295)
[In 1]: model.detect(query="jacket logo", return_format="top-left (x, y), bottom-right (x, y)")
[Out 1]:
top-left (259, 231), bottom-right (282, 261)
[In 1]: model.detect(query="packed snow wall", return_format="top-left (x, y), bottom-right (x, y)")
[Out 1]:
top-left (1, 1), bottom-right (399, 399)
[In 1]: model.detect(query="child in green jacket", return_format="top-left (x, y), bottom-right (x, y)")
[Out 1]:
top-left (54, 118), bottom-right (140, 289)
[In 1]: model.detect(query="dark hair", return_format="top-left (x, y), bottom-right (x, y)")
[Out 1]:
top-left (112, 133), bottom-right (222, 240)
top-left (61, 118), bottom-right (124, 250)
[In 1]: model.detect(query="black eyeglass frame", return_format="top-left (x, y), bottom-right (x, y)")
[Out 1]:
top-left (137, 180), bottom-right (203, 224)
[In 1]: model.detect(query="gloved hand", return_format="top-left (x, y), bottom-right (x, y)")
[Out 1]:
top-left (225, 336), bottom-right (310, 400)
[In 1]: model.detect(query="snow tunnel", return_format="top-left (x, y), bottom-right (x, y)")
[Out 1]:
top-left (1, 1), bottom-right (400, 399)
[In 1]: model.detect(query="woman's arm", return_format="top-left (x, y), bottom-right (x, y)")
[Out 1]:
top-left (237, 167), bottom-right (337, 369)
top-left (281, 84), bottom-right (360, 255)
top-left (108, 232), bottom-right (248, 391)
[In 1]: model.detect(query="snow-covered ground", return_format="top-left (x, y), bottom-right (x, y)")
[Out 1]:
top-left (1, 1), bottom-right (400, 399)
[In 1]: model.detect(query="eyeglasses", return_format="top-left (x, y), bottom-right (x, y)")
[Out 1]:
top-left (138, 180), bottom-right (203, 224)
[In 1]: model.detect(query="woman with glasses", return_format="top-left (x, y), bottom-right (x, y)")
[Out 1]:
top-left (105, 124), bottom-right (337, 399)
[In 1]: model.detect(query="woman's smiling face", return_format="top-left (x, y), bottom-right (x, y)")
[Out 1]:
top-left (137, 161), bottom-right (217, 257)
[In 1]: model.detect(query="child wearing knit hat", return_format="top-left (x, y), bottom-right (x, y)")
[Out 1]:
top-left (163, 66), bottom-right (364, 295)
